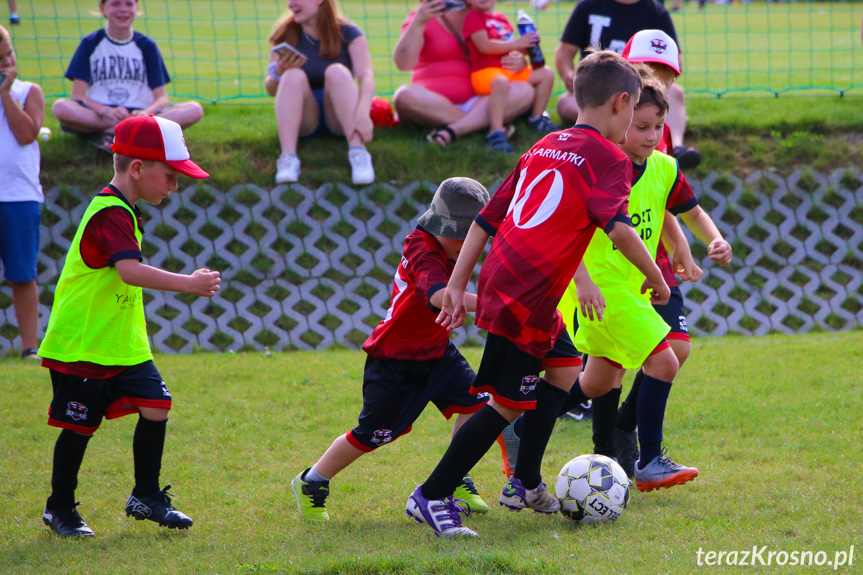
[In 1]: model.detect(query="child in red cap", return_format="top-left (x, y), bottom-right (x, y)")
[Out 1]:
top-left (38, 115), bottom-right (220, 537)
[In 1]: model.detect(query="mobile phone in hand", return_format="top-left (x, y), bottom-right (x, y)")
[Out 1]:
top-left (441, 0), bottom-right (466, 12)
top-left (0, 71), bottom-right (6, 85)
top-left (272, 42), bottom-right (308, 60)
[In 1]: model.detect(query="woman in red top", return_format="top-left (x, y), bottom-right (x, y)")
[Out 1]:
top-left (392, 0), bottom-right (533, 146)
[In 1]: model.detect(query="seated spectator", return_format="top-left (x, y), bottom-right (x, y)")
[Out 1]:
top-left (8, 0), bottom-right (18, 25)
top-left (553, 0), bottom-right (701, 169)
top-left (462, 0), bottom-right (558, 153)
top-left (265, 0), bottom-right (375, 186)
top-left (392, 0), bottom-right (534, 147)
top-left (51, 0), bottom-right (203, 153)
top-left (0, 24), bottom-right (44, 359)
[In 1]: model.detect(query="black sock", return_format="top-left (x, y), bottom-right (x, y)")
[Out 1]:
top-left (636, 375), bottom-right (673, 468)
top-left (132, 416), bottom-right (167, 497)
top-left (592, 387), bottom-right (622, 458)
top-left (513, 414), bottom-right (523, 438)
top-left (422, 405), bottom-right (508, 501)
top-left (617, 369), bottom-right (644, 432)
top-left (47, 430), bottom-right (91, 509)
top-left (515, 379), bottom-right (569, 490)
top-left (557, 377), bottom-right (589, 417)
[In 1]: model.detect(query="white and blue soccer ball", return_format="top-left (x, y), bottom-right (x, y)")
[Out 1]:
top-left (555, 454), bottom-right (630, 524)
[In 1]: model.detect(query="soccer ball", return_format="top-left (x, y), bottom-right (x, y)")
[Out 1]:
top-left (530, 0), bottom-right (549, 10)
top-left (555, 454), bottom-right (630, 524)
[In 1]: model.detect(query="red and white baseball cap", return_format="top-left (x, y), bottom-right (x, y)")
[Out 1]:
top-left (111, 115), bottom-right (209, 179)
top-left (621, 30), bottom-right (681, 76)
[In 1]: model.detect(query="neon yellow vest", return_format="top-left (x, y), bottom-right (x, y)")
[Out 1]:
top-left (560, 151), bottom-right (679, 341)
top-left (39, 192), bottom-right (153, 365)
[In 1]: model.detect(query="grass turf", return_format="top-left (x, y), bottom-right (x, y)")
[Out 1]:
top-left (0, 330), bottom-right (860, 574)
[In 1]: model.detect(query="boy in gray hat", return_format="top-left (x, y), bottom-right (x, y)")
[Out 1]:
top-left (290, 177), bottom-right (495, 522)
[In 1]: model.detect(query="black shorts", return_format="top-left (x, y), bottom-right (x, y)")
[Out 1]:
top-left (48, 361), bottom-right (172, 434)
top-left (347, 342), bottom-right (488, 451)
top-left (470, 329), bottom-right (581, 411)
top-left (653, 286), bottom-right (690, 341)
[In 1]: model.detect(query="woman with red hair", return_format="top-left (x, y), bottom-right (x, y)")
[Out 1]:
top-left (266, 0), bottom-right (376, 186)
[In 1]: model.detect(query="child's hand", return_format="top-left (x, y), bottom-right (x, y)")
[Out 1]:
top-left (641, 275), bottom-right (670, 306)
top-left (0, 66), bottom-right (17, 92)
top-left (189, 268), bottom-right (221, 297)
top-left (513, 33), bottom-right (538, 51)
top-left (673, 252), bottom-right (703, 282)
top-left (578, 282), bottom-right (605, 322)
top-left (436, 287), bottom-right (466, 331)
top-left (707, 239), bottom-right (732, 265)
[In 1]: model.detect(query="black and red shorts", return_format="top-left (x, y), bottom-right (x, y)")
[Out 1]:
top-left (653, 286), bottom-right (690, 342)
top-left (470, 328), bottom-right (582, 411)
top-left (47, 361), bottom-right (172, 434)
top-left (347, 342), bottom-right (488, 452)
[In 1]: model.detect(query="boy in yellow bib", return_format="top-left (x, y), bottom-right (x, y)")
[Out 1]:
top-left (557, 73), bottom-right (700, 492)
top-left (38, 115), bottom-right (220, 537)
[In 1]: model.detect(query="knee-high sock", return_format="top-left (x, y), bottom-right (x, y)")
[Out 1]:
top-left (132, 416), bottom-right (167, 497)
top-left (47, 429), bottom-right (91, 509)
top-left (515, 379), bottom-right (569, 490)
top-left (422, 405), bottom-right (509, 501)
top-left (592, 387), bottom-right (621, 458)
top-left (636, 375), bottom-right (673, 468)
top-left (556, 377), bottom-right (589, 417)
top-left (617, 368), bottom-right (644, 432)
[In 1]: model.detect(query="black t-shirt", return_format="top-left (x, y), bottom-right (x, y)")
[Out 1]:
top-left (296, 23), bottom-right (364, 91)
top-left (560, 0), bottom-right (677, 59)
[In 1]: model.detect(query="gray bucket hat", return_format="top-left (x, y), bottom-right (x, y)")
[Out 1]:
top-left (417, 177), bottom-right (490, 240)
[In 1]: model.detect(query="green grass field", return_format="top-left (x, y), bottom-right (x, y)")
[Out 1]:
top-left (11, 0), bottom-right (863, 101)
top-left (1, 331), bottom-right (861, 574)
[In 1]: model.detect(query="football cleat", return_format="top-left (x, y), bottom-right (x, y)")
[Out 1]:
top-left (42, 501), bottom-right (95, 537)
top-left (406, 485), bottom-right (478, 538)
top-left (125, 485), bottom-right (193, 529)
top-left (614, 425), bottom-right (639, 479)
top-left (453, 475), bottom-right (489, 514)
top-left (291, 468), bottom-right (330, 521)
top-left (635, 448), bottom-right (699, 492)
top-left (499, 476), bottom-right (560, 514)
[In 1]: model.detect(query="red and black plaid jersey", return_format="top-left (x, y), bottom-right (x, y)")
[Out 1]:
top-left (474, 126), bottom-right (633, 358)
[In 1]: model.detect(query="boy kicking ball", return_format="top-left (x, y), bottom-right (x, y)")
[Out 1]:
top-left (405, 51), bottom-right (669, 538)
top-left (291, 178), bottom-right (493, 522)
top-left (38, 115), bottom-right (219, 537)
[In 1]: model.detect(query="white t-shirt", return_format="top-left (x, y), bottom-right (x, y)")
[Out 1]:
top-left (0, 79), bottom-right (43, 203)
top-left (65, 29), bottom-right (171, 109)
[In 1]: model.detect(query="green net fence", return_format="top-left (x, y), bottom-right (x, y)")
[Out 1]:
top-left (9, 0), bottom-right (863, 103)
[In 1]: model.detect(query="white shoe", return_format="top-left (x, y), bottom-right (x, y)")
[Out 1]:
top-left (275, 153), bottom-right (300, 184)
top-left (348, 147), bottom-right (375, 185)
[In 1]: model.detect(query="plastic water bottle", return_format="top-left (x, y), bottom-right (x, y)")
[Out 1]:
top-left (517, 10), bottom-right (545, 69)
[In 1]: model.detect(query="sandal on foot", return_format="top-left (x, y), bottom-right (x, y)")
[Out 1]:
top-left (87, 131), bottom-right (115, 154)
top-left (426, 125), bottom-right (456, 147)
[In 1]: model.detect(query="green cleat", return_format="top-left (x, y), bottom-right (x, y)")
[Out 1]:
top-left (291, 468), bottom-right (330, 521)
top-left (453, 474), bottom-right (489, 514)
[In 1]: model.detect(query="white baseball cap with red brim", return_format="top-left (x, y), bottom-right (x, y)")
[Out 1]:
top-left (111, 115), bottom-right (209, 179)
top-left (621, 30), bottom-right (681, 76)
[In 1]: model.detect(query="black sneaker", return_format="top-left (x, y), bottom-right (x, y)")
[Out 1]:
top-left (42, 502), bottom-right (95, 537)
top-left (125, 485), bottom-right (193, 529)
top-left (614, 425), bottom-right (639, 479)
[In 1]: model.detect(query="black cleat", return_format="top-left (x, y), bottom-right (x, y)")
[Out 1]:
top-left (42, 502), bottom-right (95, 537)
top-left (125, 485), bottom-right (193, 529)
